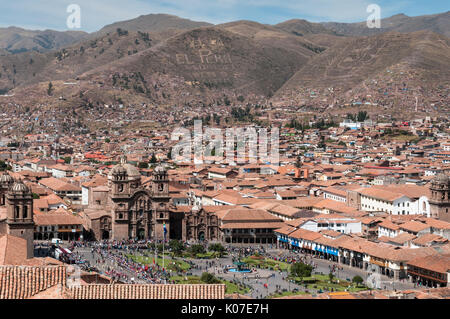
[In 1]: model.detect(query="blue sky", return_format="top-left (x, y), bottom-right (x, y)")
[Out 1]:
top-left (0, 0), bottom-right (448, 32)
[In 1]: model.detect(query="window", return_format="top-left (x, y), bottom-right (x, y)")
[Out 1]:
top-left (15, 206), bottom-right (19, 218)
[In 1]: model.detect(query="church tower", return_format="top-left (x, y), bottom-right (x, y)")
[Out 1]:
top-left (429, 173), bottom-right (450, 222)
top-left (0, 172), bottom-right (14, 206)
top-left (108, 156), bottom-right (142, 239)
top-left (6, 181), bottom-right (34, 259)
top-left (151, 165), bottom-right (170, 241)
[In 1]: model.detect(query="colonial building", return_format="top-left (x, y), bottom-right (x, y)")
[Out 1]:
top-left (84, 158), bottom-right (171, 241)
top-left (429, 173), bottom-right (450, 222)
top-left (83, 160), bottom-right (223, 242)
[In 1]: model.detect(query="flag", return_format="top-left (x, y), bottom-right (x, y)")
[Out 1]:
top-left (163, 223), bottom-right (167, 242)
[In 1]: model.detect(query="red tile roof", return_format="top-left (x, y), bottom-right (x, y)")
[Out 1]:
top-left (66, 284), bottom-right (225, 299)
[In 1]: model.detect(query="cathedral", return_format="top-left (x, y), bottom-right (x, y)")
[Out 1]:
top-left (84, 159), bottom-right (219, 242)
top-left (84, 158), bottom-right (171, 241)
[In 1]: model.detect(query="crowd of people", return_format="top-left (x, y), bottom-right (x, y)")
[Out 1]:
top-left (68, 239), bottom-right (181, 284)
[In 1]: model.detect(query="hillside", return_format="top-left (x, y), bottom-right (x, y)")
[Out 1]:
top-left (95, 13), bottom-right (213, 35)
top-left (0, 12), bottom-right (448, 117)
top-left (0, 27), bottom-right (88, 53)
top-left (3, 25), bottom-right (316, 109)
top-left (321, 11), bottom-right (450, 37)
top-left (274, 19), bottom-right (338, 36)
top-left (272, 31), bottom-right (450, 115)
top-left (277, 31), bottom-right (450, 92)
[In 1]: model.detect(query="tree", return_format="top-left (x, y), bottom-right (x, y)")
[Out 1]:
top-left (138, 162), bottom-right (149, 169)
top-left (150, 154), bottom-right (157, 164)
top-left (63, 157), bottom-right (71, 164)
top-left (32, 193), bottom-right (40, 199)
top-left (208, 243), bottom-right (225, 257)
top-left (201, 272), bottom-right (220, 284)
top-left (357, 111), bottom-right (369, 122)
top-left (189, 244), bottom-right (205, 256)
top-left (328, 271), bottom-right (334, 283)
top-left (169, 240), bottom-right (185, 256)
top-left (47, 82), bottom-right (54, 96)
top-left (352, 275), bottom-right (364, 287)
top-left (104, 138), bottom-right (110, 143)
top-left (290, 262), bottom-right (313, 282)
top-left (0, 160), bottom-right (9, 171)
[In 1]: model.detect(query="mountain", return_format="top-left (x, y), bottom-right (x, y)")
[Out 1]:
top-left (0, 12), bottom-right (448, 114)
top-left (218, 20), bottom-right (326, 54)
top-left (0, 19), bottom-right (322, 98)
top-left (321, 11), bottom-right (450, 37)
top-left (274, 19), bottom-right (338, 36)
top-left (273, 30), bottom-right (450, 111)
top-left (277, 31), bottom-right (450, 91)
top-left (94, 13), bottom-right (213, 35)
top-left (0, 29), bottom-right (155, 93)
top-left (0, 27), bottom-right (88, 53)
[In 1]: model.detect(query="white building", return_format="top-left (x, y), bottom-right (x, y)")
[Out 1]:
top-left (299, 215), bottom-right (361, 234)
top-left (358, 187), bottom-right (430, 216)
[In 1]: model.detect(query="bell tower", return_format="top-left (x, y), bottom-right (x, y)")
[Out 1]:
top-left (6, 181), bottom-right (34, 259)
top-left (109, 156), bottom-right (132, 197)
top-left (108, 156), bottom-right (143, 240)
top-left (429, 173), bottom-right (450, 222)
top-left (0, 172), bottom-right (14, 206)
top-left (151, 165), bottom-right (170, 241)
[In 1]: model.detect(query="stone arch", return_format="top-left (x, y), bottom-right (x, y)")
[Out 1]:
top-left (130, 190), bottom-right (152, 210)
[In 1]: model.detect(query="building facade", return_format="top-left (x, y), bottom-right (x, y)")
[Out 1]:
top-left (429, 173), bottom-right (450, 222)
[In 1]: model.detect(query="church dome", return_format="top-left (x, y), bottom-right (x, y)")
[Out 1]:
top-left (9, 181), bottom-right (30, 194)
top-left (433, 173), bottom-right (450, 185)
top-left (110, 164), bottom-right (127, 176)
top-left (154, 165), bottom-right (167, 174)
top-left (122, 163), bottom-right (140, 177)
top-left (0, 172), bottom-right (13, 184)
top-left (109, 163), bottom-right (140, 180)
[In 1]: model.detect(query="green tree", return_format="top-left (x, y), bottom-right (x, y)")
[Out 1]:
top-left (32, 193), bottom-right (40, 199)
top-left (189, 244), bottom-right (205, 256)
top-left (201, 272), bottom-right (220, 284)
top-left (0, 160), bottom-right (8, 171)
top-left (357, 111), bottom-right (369, 122)
top-left (291, 262), bottom-right (313, 282)
top-left (47, 82), bottom-right (54, 96)
top-left (150, 154), bottom-right (157, 164)
top-left (328, 271), bottom-right (334, 283)
top-left (63, 157), bottom-right (71, 164)
top-left (352, 275), bottom-right (364, 287)
top-left (138, 162), bottom-right (149, 169)
top-left (169, 240), bottom-right (185, 256)
top-left (208, 243), bottom-right (225, 257)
